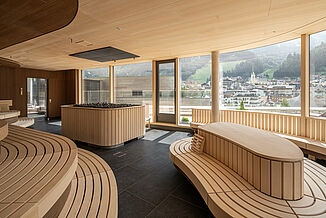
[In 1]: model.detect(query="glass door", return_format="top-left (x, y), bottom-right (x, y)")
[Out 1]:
top-left (156, 59), bottom-right (176, 124)
top-left (27, 78), bottom-right (48, 118)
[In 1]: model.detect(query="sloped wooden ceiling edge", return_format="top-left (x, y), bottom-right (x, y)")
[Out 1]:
top-left (0, 57), bottom-right (21, 68)
top-left (0, 0), bottom-right (79, 50)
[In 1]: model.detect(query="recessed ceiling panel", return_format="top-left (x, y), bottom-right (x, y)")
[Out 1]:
top-left (69, 46), bottom-right (140, 62)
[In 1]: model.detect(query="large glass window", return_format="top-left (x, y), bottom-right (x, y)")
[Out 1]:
top-left (82, 67), bottom-right (109, 103)
top-left (310, 30), bottom-right (326, 117)
top-left (114, 62), bottom-right (152, 116)
top-left (220, 38), bottom-right (301, 114)
top-left (179, 55), bottom-right (211, 124)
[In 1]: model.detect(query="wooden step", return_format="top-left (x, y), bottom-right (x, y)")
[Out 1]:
top-left (0, 125), bottom-right (78, 218)
top-left (0, 120), bottom-right (7, 141)
top-left (170, 138), bottom-right (326, 217)
top-left (11, 117), bottom-right (35, 128)
top-left (0, 111), bottom-right (20, 120)
top-left (57, 148), bottom-right (118, 218)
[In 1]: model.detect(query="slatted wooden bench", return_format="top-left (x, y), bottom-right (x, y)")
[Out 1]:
top-left (0, 124), bottom-right (118, 218)
top-left (0, 125), bottom-right (78, 217)
top-left (170, 123), bottom-right (326, 217)
top-left (0, 100), bottom-right (34, 128)
top-left (56, 148), bottom-right (118, 218)
top-left (275, 133), bottom-right (326, 160)
top-left (0, 120), bottom-right (8, 141)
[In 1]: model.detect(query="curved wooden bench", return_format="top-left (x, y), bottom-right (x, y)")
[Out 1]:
top-left (0, 120), bottom-right (8, 141)
top-left (11, 117), bottom-right (35, 128)
top-left (58, 148), bottom-right (118, 218)
top-left (0, 111), bottom-right (20, 120)
top-left (0, 125), bottom-right (78, 218)
top-left (199, 123), bottom-right (304, 200)
top-left (170, 138), bottom-right (326, 217)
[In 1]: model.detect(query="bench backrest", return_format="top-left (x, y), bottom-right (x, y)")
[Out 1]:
top-left (192, 108), bottom-right (212, 123)
top-left (0, 100), bottom-right (12, 112)
top-left (198, 122), bottom-right (304, 201)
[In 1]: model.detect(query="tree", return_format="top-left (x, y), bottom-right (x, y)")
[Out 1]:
top-left (274, 53), bottom-right (301, 78)
top-left (239, 99), bottom-right (245, 110)
top-left (280, 98), bottom-right (290, 107)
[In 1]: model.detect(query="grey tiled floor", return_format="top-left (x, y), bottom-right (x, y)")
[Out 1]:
top-left (29, 118), bottom-right (214, 217)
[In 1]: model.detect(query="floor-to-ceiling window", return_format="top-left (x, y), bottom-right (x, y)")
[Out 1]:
top-left (179, 55), bottom-right (211, 124)
top-left (82, 67), bottom-right (109, 103)
top-left (220, 38), bottom-right (301, 114)
top-left (114, 62), bottom-right (152, 117)
top-left (310, 30), bottom-right (326, 117)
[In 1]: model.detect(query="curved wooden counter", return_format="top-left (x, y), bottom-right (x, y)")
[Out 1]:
top-left (0, 120), bottom-right (8, 141)
top-left (198, 123), bottom-right (304, 200)
top-left (0, 125), bottom-right (78, 218)
top-left (61, 105), bottom-right (145, 147)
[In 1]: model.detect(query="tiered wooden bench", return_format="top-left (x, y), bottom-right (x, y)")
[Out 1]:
top-left (0, 100), bottom-right (34, 128)
top-left (0, 123), bottom-right (118, 218)
top-left (56, 148), bottom-right (117, 218)
top-left (170, 123), bottom-right (326, 217)
top-left (0, 125), bottom-right (78, 217)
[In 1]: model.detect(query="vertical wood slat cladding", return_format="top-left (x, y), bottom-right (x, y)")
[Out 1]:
top-left (0, 66), bottom-right (79, 117)
top-left (198, 128), bottom-right (304, 200)
top-left (192, 108), bottom-right (326, 143)
top-left (61, 105), bottom-right (145, 147)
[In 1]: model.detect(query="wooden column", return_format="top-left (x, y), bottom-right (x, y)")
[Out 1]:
top-left (109, 65), bottom-right (114, 103)
top-left (176, 58), bottom-right (180, 125)
top-left (301, 34), bottom-right (310, 136)
top-left (211, 51), bottom-right (220, 122)
top-left (152, 60), bottom-right (157, 122)
top-left (75, 69), bottom-right (82, 104)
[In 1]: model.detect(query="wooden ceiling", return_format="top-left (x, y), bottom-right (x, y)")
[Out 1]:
top-left (1, 0), bottom-right (326, 71)
top-left (0, 0), bottom-right (78, 50)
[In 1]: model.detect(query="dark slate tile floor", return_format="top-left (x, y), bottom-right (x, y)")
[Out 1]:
top-left (29, 118), bottom-right (214, 218)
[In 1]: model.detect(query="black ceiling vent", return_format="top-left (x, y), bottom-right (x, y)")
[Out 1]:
top-left (70, 46), bottom-right (139, 62)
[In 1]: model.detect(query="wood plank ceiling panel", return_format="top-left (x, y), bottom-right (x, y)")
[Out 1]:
top-left (0, 0), bottom-right (78, 49)
top-left (1, 0), bottom-right (326, 70)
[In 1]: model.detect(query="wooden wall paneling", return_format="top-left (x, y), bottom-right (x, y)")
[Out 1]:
top-left (293, 161), bottom-right (303, 200)
top-left (271, 161), bottom-right (282, 198)
top-left (242, 149), bottom-right (248, 180)
top-left (248, 152), bottom-right (253, 185)
top-left (283, 162), bottom-right (294, 200)
top-left (220, 138), bottom-right (225, 163)
top-left (232, 143), bottom-right (238, 172)
top-left (253, 155), bottom-right (261, 189)
top-left (237, 147), bottom-right (242, 175)
top-left (260, 158), bottom-right (271, 195)
top-left (0, 66), bottom-right (78, 118)
top-left (62, 105), bottom-right (145, 147)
